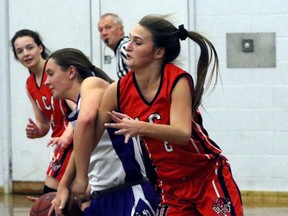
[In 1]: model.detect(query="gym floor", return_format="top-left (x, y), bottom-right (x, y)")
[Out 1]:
top-left (0, 194), bottom-right (288, 216)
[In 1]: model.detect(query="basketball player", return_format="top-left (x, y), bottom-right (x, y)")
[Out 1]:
top-left (98, 13), bottom-right (130, 79)
top-left (11, 29), bottom-right (74, 194)
top-left (103, 15), bottom-right (244, 216)
top-left (45, 48), bottom-right (158, 216)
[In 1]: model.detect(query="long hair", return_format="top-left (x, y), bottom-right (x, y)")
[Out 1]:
top-left (139, 15), bottom-right (219, 114)
top-left (11, 29), bottom-right (50, 60)
top-left (49, 48), bottom-right (113, 83)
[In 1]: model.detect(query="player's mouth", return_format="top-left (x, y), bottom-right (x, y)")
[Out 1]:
top-left (24, 58), bottom-right (33, 64)
top-left (126, 54), bottom-right (132, 59)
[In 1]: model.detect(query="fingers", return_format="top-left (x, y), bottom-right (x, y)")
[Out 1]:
top-left (28, 118), bottom-right (35, 124)
top-left (26, 118), bottom-right (38, 138)
top-left (71, 195), bottom-right (82, 209)
top-left (54, 199), bottom-right (65, 216)
top-left (107, 111), bottom-right (121, 123)
top-left (47, 138), bottom-right (58, 147)
top-left (124, 135), bottom-right (130, 144)
top-left (26, 196), bottom-right (38, 202)
top-left (48, 203), bottom-right (56, 216)
top-left (47, 139), bottom-right (54, 147)
top-left (111, 111), bottom-right (127, 119)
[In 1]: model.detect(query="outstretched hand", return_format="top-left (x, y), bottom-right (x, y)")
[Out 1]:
top-left (47, 136), bottom-right (71, 150)
top-left (105, 111), bottom-right (138, 143)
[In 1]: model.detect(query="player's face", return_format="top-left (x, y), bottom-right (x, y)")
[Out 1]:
top-left (45, 58), bottom-right (71, 99)
top-left (98, 16), bottom-right (123, 50)
top-left (126, 24), bottom-right (157, 70)
top-left (13, 36), bottom-right (43, 69)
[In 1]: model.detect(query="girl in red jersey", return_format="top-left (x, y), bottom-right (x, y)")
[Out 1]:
top-left (103, 15), bottom-right (244, 216)
top-left (11, 29), bottom-right (74, 194)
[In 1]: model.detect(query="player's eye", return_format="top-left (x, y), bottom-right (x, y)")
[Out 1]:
top-left (16, 49), bottom-right (23, 54)
top-left (27, 45), bottom-right (34, 50)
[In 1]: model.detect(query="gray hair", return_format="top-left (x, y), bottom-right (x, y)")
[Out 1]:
top-left (100, 13), bottom-right (123, 26)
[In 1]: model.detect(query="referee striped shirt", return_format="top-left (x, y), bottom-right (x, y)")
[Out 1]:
top-left (114, 36), bottom-right (130, 78)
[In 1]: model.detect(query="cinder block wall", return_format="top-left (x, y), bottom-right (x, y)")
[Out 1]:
top-left (0, 0), bottom-right (287, 195)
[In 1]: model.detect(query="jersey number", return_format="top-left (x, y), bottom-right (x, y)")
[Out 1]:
top-left (148, 114), bottom-right (174, 153)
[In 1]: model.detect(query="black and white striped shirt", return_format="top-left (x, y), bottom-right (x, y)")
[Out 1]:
top-left (114, 36), bottom-right (130, 78)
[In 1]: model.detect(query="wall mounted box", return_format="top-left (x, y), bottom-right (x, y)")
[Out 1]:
top-left (226, 32), bottom-right (276, 68)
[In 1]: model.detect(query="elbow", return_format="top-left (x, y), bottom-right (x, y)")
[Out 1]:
top-left (181, 134), bottom-right (191, 145)
top-left (173, 131), bottom-right (191, 145)
top-left (78, 115), bottom-right (96, 127)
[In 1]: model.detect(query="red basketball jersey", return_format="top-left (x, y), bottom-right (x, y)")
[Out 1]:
top-left (26, 71), bottom-right (69, 138)
top-left (118, 64), bottom-right (222, 182)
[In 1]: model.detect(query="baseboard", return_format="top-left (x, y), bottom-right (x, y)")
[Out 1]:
top-left (241, 190), bottom-right (288, 207)
top-left (1, 183), bottom-right (288, 206)
top-left (12, 181), bottom-right (44, 195)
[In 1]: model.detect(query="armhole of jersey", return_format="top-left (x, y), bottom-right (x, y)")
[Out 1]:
top-left (116, 79), bottom-right (121, 112)
top-left (171, 73), bottom-right (194, 102)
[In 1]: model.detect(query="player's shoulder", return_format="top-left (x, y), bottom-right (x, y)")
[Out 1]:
top-left (83, 76), bottom-right (109, 88)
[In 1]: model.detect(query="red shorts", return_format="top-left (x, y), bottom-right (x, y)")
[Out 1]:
top-left (156, 155), bottom-right (243, 216)
top-left (46, 143), bottom-right (73, 182)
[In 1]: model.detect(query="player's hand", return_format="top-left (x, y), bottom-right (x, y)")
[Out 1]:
top-left (47, 136), bottom-right (71, 150)
top-left (105, 111), bottom-right (138, 143)
top-left (26, 118), bottom-right (40, 139)
top-left (48, 186), bottom-right (69, 216)
top-left (71, 176), bottom-right (89, 207)
top-left (26, 195), bottom-right (38, 202)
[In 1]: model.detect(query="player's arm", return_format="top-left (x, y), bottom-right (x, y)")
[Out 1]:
top-left (49, 151), bottom-right (76, 216)
top-left (47, 99), bottom-right (75, 148)
top-left (26, 87), bottom-right (50, 138)
top-left (72, 78), bottom-right (109, 195)
top-left (106, 77), bottom-right (192, 144)
top-left (47, 123), bottom-right (74, 149)
top-left (94, 81), bottom-right (118, 147)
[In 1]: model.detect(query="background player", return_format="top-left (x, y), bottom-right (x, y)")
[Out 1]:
top-left (11, 29), bottom-right (74, 194)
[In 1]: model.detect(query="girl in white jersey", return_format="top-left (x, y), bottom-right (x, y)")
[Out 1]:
top-left (45, 48), bottom-right (158, 216)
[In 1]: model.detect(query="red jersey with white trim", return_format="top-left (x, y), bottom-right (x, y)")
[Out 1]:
top-left (26, 68), bottom-right (73, 181)
top-left (118, 63), bottom-right (222, 182)
top-left (26, 71), bottom-right (69, 138)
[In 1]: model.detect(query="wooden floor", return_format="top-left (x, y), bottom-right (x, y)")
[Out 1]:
top-left (0, 193), bottom-right (288, 216)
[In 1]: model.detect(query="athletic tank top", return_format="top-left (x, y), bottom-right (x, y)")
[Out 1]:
top-left (68, 94), bottom-right (146, 192)
top-left (26, 68), bottom-right (69, 138)
top-left (118, 63), bottom-right (222, 181)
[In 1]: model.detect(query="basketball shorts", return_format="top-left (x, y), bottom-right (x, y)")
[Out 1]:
top-left (156, 155), bottom-right (243, 216)
top-left (83, 181), bottom-right (159, 216)
top-left (46, 143), bottom-right (73, 182)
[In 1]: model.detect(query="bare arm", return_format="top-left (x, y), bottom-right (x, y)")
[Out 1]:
top-left (47, 123), bottom-right (74, 149)
top-left (106, 77), bottom-right (192, 144)
top-left (72, 78), bottom-right (109, 196)
top-left (93, 82), bottom-right (118, 147)
top-left (49, 152), bottom-right (76, 216)
top-left (47, 99), bottom-right (75, 148)
top-left (26, 87), bottom-right (50, 138)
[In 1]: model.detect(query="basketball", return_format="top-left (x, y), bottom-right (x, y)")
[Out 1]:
top-left (29, 192), bottom-right (83, 216)
top-left (29, 192), bottom-right (56, 216)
